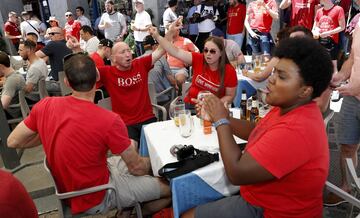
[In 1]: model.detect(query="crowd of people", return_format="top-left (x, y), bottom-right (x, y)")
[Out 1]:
top-left (1, 0), bottom-right (360, 217)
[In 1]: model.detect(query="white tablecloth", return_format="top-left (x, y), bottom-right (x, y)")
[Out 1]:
top-left (143, 109), bottom-right (245, 195)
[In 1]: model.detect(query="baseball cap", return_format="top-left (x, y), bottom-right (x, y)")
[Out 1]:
top-left (21, 11), bottom-right (29, 16)
top-left (99, 39), bottom-right (113, 48)
top-left (105, 0), bottom-right (114, 4)
top-left (134, 0), bottom-right (145, 4)
top-left (65, 11), bottom-right (73, 16)
top-left (143, 35), bottom-right (158, 47)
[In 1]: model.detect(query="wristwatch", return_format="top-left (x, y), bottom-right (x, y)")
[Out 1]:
top-left (213, 118), bottom-right (230, 129)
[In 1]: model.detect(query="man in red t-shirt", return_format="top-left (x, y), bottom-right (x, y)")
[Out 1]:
top-left (97, 41), bottom-right (165, 143)
top-left (90, 38), bottom-right (113, 67)
top-left (0, 170), bottom-right (38, 218)
top-left (7, 54), bottom-right (171, 216)
top-left (64, 11), bottom-right (82, 41)
top-left (244, 0), bottom-right (279, 55)
top-left (226, 0), bottom-right (246, 48)
top-left (312, 0), bottom-right (345, 68)
top-left (4, 11), bottom-right (21, 50)
top-left (280, 0), bottom-right (320, 30)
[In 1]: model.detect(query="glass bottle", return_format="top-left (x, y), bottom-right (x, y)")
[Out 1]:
top-left (240, 91), bottom-right (247, 120)
top-left (250, 96), bottom-right (259, 123)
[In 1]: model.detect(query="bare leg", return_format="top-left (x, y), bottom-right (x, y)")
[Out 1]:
top-left (142, 178), bottom-right (172, 216)
top-left (340, 144), bottom-right (360, 192)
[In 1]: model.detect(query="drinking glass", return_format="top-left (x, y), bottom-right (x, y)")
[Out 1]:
top-left (178, 110), bottom-right (194, 138)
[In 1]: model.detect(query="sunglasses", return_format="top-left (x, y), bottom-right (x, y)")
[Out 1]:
top-left (65, 14), bottom-right (72, 17)
top-left (203, 48), bottom-right (217, 54)
top-left (63, 52), bottom-right (88, 64)
top-left (48, 32), bottom-right (60, 36)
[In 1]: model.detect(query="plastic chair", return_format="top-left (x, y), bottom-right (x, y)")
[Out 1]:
top-left (58, 71), bottom-right (72, 96)
top-left (97, 97), bottom-right (112, 111)
top-left (326, 181), bottom-right (360, 214)
top-left (148, 83), bottom-right (172, 121)
top-left (38, 79), bottom-right (49, 99)
top-left (19, 90), bottom-right (30, 119)
top-left (43, 158), bottom-right (143, 218)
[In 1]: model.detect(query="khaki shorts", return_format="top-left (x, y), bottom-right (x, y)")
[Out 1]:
top-left (86, 156), bottom-right (161, 214)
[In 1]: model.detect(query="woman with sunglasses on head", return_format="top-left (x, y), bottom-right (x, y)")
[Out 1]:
top-left (149, 18), bottom-right (237, 109)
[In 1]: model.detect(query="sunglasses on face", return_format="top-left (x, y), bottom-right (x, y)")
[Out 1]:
top-left (203, 48), bottom-right (217, 54)
top-left (65, 14), bottom-right (72, 17)
top-left (48, 32), bottom-right (60, 36)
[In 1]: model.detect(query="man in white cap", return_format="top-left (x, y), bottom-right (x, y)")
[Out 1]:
top-left (98, 0), bottom-right (127, 42)
top-left (131, 0), bottom-right (152, 56)
top-left (20, 11), bottom-right (40, 41)
top-left (64, 11), bottom-right (82, 41)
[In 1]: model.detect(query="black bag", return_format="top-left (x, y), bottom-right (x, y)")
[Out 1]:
top-left (158, 148), bottom-right (219, 180)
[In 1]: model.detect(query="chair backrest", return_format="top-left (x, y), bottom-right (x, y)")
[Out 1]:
top-left (346, 158), bottom-right (360, 191)
top-left (148, 83), bottom-right (167, 121)
top-left (43, 158), bottom-right (141, 218)
top-left (326, 181), bottom-right (360, 209)
top-left (18, 90), bottom-right (30, 119)
top-left (38, 79), bottom-right (49, 99)
top-left (58, 71), bottom-right (72, 96)
top-left (97, 97), bottom-right (112, 111)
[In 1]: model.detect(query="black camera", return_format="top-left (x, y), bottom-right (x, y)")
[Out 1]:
top-left (170, 144), bottom-right (196, 161)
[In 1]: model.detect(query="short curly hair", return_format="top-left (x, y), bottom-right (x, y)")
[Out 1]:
top-left (273, 37), bottom-right (333, 99)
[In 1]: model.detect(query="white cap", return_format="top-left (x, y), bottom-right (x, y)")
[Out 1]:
top-left (134, 0), bottom-right (144, 4)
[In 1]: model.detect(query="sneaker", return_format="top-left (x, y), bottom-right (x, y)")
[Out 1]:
top-left (323, 192), bottom-right (347, 207)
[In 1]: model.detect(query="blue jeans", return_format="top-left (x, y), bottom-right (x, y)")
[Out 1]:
top-left (233, 80), bottom-right (257, 107)
top-left (135, 41), bottom-right (145, 57)
top-left (227, 33), bottom-right (244, 48)
top-left (247, 31), bottom-right (273, 55)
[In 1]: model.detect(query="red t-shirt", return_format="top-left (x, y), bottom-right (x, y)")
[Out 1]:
top-left (247, 0), bottom-right (278, 33)
top-left (315, 5), bottom-right (345, 43)
top-left (185, 52), bottom-right (238, 104)
top-left (4, 21), bottom-right (21, 44)
top-left (227, 3), bottom-right (247, 34)
top-left (241, 102), bottom-right (329, 218)
top-left (91, 52), bottom-right (105, 67)
top-left (0, 170), bottom-right (38, 218)
top-left (98, 55), bottom-right (155, 125)
top-left (290, 0), bottom-right (319, 30)
top-left (64, 20), bottom-right (82, 41)
top-left (24, 96), bottom-right (130, 214)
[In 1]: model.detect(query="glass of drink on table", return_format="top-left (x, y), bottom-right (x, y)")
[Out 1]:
top-left (178, 110), bottom-right (194, 138)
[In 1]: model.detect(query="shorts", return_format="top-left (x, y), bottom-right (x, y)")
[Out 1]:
top-left (127, 117), bottom-right (157, 143)
top-left (195, 195), bottom-right (263, 218)
top-left (319, 37), bottom-right (339, 60)
top-left (86, 156), bottom-right (161, 214)
top-left (171, 67), bottom-right (189, 77)
top-left (337, 96), bottom-right (360, 145)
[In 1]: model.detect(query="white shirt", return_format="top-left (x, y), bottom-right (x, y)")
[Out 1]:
top-left (195, 5), bottom-right (219, 33)
top-left (81, 36), bottom-right (100, 55)
top-left (77, 15), bottom-right (91, 27)
top-left (163, 7), bottom-right (177, 28)
top-left (20, 20), bottom-right (40, 41)
top-left (99, 12), bottom-right (126, 42)
top-left (134, 10), bottom-right (152, 42)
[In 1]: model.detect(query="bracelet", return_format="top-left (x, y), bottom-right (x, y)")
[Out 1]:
top-left (213, 118), bottom-right (230, 129)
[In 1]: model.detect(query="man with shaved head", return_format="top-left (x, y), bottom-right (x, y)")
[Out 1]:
top-left (97, 41), bottom-right (165, 144)
top-left (36, 27), bottom-right (72, 81)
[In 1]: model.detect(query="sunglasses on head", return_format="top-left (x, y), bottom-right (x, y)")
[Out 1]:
top-left (203, 48), bottom-right (217, 54)
top-left (63, 52), bottom-right (88, 64)
top-left (48, 32), bottom-right (60, 36)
